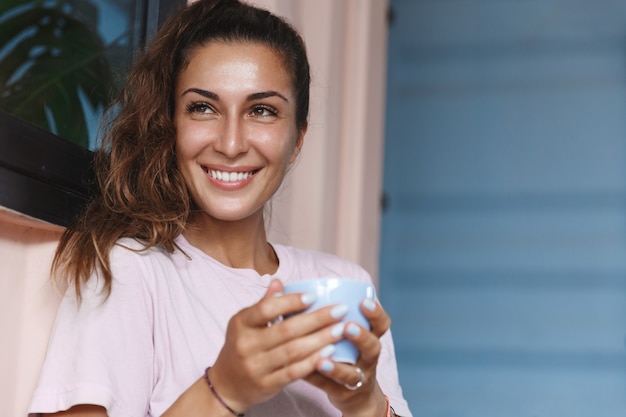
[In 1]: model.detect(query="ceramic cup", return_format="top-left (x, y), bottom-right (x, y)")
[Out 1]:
top-left (283, 277), bottom-right (376, 364)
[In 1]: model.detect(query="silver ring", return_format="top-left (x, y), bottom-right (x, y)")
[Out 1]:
top-left (266, 315), bottom-right (284, 327)
top-left (343, 366), bottom-right (365, 391)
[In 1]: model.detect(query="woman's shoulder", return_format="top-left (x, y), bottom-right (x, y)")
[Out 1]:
top-left (109, 237), bottom-right (174, 261)
top-left (107, 237), bottom-right (183, 283)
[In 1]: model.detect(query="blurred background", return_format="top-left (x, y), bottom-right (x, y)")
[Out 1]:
top-left (380, 0), bottom-right (626, 415)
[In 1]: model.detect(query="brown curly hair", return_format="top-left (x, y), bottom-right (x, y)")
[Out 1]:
top-left (53, 0), bottom-right (311, 299)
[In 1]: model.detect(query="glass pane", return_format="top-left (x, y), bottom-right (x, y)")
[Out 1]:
top-left (0, 0), bottom-right (141, 150)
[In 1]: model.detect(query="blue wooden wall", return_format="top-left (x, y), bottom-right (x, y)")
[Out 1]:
top-left (380, 1), bottom-right (626, 415)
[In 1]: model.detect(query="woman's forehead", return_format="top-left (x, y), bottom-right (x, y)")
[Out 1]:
top-left (177, 41), bottom-right (293, 95)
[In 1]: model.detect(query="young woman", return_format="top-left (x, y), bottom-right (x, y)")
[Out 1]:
top-left (28, 1), bottom-right (412, 416)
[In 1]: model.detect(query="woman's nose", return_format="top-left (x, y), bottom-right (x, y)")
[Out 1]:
top-left (214, 117), bottom-right (248, 157)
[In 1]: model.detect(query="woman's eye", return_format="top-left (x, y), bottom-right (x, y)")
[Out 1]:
top-left (186, 102), bottom-right (214, 114)
top-left (251, 105), bottom-right (277, 117)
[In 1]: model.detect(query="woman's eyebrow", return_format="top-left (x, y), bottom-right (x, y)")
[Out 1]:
top-left (181, 88), bottom-right (218, 99)
top-left (248, 91), bottom-right (289, 102)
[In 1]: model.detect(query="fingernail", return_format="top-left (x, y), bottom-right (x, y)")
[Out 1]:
top-left (301, 292), bottom-right (317, 305)
top-left (362, 298), bottom-right (376, 311)
top-left (347, 323), bottom-right (361, 337)
top-left (331, 322), bottom-right (345, 338)
top-left (319, 359), bottom-right (334, 372)
top-left (320, 344), bottom-right (336, 358)
top-left (272, 291), bottom-right (284, 297)
top-left (330, 304), bottom-right (349, 319)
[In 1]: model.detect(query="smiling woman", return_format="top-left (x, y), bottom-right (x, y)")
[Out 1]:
top-left (27, 0), bottom-right (411, 416)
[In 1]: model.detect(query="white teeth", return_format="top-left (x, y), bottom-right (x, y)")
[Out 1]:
top-left (208, 169), bottom-right (252, 182)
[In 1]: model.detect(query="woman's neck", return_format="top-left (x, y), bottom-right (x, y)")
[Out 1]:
top-left (182, 212), bottom-right (278, 276)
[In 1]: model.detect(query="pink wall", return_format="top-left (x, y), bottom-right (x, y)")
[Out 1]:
top-left (0, 209), bottom-right (64, 416)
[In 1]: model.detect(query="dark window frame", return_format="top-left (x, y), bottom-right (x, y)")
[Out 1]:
top-left (0, 0), bottom-right (185, 227)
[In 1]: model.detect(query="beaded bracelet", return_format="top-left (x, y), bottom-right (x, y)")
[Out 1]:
top-left (204, 366), bottom-right (245, 417)
top-left (342, 395), bottom-right (398, 417)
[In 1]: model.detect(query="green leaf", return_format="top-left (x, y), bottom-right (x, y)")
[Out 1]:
top-left (0, 0), bottom-right (124, 147)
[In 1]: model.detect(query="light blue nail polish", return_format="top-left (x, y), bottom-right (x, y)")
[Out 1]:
top-left (301, 292), bottom-right (317, 305)
top-left (320, 344), bottom-right (336, 358)
top-left (347, 323), bottom-right (361, 337)
top-left (331, 322), bottom-right (345, 338)
top-left (330, 304), bottom-right (349, 319)
top-left (362, 298), bottom-right (376, 311)
top-left (320, 359), bottom-right (334, 372)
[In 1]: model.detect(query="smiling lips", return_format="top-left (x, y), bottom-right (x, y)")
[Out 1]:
top-left (202, 166), bottom-right (258, 184)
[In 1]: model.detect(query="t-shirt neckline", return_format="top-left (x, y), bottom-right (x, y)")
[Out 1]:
top-left (174, 234), bottom-right (289, 280)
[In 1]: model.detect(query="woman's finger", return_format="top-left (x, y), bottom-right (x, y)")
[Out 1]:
top-left (241, 286), bottom-right (316, 327)
top-left (360, 298), bottom-right (391, 338)
top-left (264, 278), bottom-right (285, 297)
top-left (252, 302), bottom-right (348, 354)
top-left (342, 321), bottom-right (381, 363)
top-left (255, 323), bottom-right (345, 384)
top-left (311, 359), bottom-right (372, 393)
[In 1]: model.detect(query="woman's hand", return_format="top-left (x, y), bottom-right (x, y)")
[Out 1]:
top-left (305, 297), bottom-right (392, 417)
top-left (207, 278), bottom-right (349, 414)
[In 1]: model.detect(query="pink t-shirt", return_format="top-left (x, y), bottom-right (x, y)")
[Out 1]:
top-left (28, 236), bottom-right (412, 417)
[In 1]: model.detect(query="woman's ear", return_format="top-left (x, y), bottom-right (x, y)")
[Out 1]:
top-left (289, 125), bottom-right (307, 164)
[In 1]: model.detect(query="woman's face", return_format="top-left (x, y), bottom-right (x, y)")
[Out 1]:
top-left (174, 41), bottom-right (305, 224)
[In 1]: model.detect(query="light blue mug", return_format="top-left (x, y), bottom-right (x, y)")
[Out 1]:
top-left (283, 278), bottom-right (376, 364)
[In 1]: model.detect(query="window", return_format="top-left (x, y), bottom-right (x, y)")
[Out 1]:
top-left (0, 0), bottom-right (185, 226)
